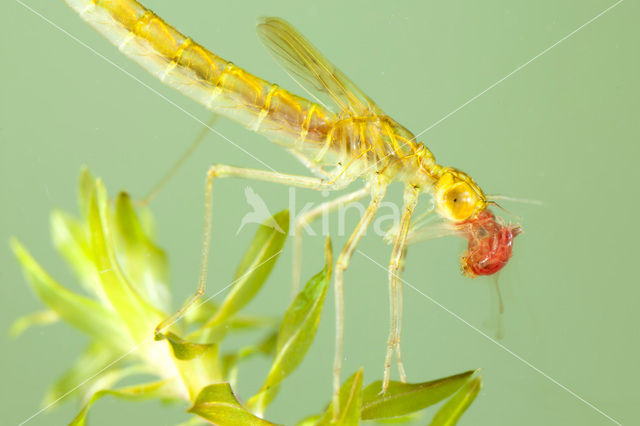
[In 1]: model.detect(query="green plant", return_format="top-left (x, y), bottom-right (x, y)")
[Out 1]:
top-left (11, 168), bottom-right (481, 425)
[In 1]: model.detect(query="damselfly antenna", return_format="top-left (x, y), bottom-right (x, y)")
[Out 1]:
top-left (488, 194), bottom-right (544, 206)
top-left (487, 200), bottom-right (521, 220)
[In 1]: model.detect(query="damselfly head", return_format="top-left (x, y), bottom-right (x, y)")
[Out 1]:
top-left (457, 209), bottom-right (522, 277)
top-left (433, 168), bottom-right (487, 222)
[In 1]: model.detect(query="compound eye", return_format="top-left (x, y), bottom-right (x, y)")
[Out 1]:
top-left (443, 182), bottom-right (478, 221)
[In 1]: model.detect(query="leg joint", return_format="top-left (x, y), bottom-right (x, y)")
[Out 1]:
top-left (207, 164), bottom-right (228, 180)
top-left (388, 260), bottom-right (402, 274)
top-left (336, 255), bottom-right (350, 271)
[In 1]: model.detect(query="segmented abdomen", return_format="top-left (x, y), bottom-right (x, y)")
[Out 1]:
top-left (65, 0), bottom-right (334, 147)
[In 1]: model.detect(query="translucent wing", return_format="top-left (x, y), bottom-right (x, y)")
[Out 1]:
top-left (257, 17), bottom-right (382, 116)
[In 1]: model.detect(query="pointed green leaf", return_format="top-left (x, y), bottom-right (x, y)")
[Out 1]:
top-left (204, 210), bottom-right (289, 328)
top-left (268, 267), bottom-right (328, 382)
top-left (166, 332), bottom-right (214, 361)
top-left (176, 417), bottom-right (209, 426)
top-left (50, 210), bottom-right (103, 297)
top-left (43, 342), bottom-right (118, 406)
top-left (78, 166), bottom-right (96, 220)
top-left (165, 332), bottom-right (222, 400)
top-left (222, 332), bottom-right (278, 387)
top-left (429, 376), bottom-right (481, 426)
top-left (70, 378), bottom-right (175, 426)
top-left (188, 383), bottom-right (277, 426)
top-left (372, 413), bottom-right (421, 423)
top-left (317, 369), bottom-right (364, 425)
top-left (137, 206), bottom-right (159, 242)
top-left (228, 315), bottom-right (280, 332)
top-left (9, 309), bottom-right (59, 337)
top-left (112, 192), bottom-right (170, 311)
top-left (184, 300), bottom-right (219, 325)
top-left (296, 415), bottom-right (322, 426)
top-left (248, 239), bottom-right (332, 414)
top-left (361, 370), bottom-right (476, 420)
top-left (186, 301), bottom-right (278, 341)
top-left (88, 181), bottom-right (163, 341)
top-left (10, 238), bottom-right (128, 349)
top-left (80, 364), bottom-right (155, 405)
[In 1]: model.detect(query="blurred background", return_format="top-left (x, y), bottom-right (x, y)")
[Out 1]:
top-left (1, 0), bottom-right (638, 424)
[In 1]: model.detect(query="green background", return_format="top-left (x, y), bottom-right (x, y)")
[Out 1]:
top-left (1, 0), bottom-right (638, 424)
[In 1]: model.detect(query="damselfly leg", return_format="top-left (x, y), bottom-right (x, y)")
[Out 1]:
top-left (154, 164), bottom-right (353, 338)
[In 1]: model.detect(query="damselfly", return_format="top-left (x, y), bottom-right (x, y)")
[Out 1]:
top-left (64, 0), bottom-right (521, 414)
